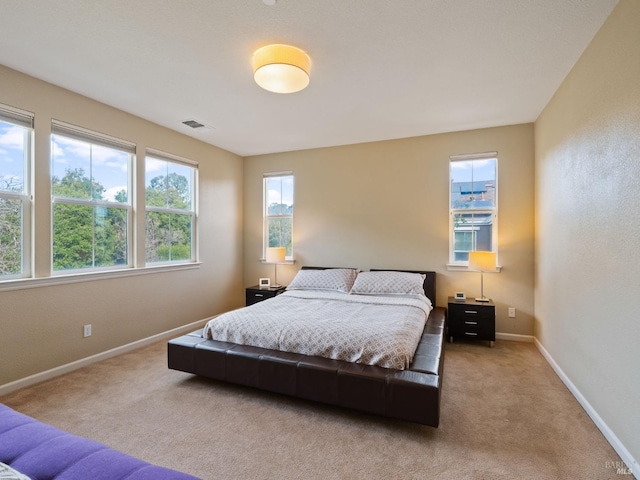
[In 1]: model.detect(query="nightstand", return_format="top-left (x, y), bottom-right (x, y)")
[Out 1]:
top-left (447, 297), bottom-right (496, 347)
top-left (246, 285), bottom-right (287, 306)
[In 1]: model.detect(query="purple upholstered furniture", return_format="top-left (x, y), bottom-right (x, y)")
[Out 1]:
top-left (0, 404), bottom-right (199, 480)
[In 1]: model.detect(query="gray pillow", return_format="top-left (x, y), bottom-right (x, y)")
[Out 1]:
top-left (287, 268), bottom-right (358, 293)
top-left (350, 271), bottom-right (426, 296)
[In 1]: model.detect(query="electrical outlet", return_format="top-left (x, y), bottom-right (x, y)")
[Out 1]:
top-left (508, 307), bottom-right (516, 318)
top-left (83, 324), bottom-right (92, 337)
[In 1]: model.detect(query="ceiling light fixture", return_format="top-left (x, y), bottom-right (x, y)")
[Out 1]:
top-left (252, 44), bottom-right (311, 94)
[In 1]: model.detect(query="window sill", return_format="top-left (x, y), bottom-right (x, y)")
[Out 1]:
top-left (447, 263), bottom-right (502, 272)
top-left (0, 262), bottom-right (202, 292)
top-left (260, 259), bottom-right (296, 265)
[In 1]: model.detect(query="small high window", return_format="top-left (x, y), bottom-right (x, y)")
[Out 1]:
top-left (263, 173), bottom-right (294, 259)
top-left (449, 153), bottom-right (497, 265)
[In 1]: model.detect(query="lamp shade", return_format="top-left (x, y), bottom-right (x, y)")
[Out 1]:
top-left (265, 247), bottom-right (286, 264)
top-left (468, 251), bottom-right (497, 272)
top-left (253, 44), bottom-right (310, 94)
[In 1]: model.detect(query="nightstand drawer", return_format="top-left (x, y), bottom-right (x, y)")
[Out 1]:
top-left (451, 317), bottom-right (493, 331)
top-left (246, 290), bottom-right (276, 304)
top-left (448, 303), bottom-right (494, 321)
top-left (448, 321), bottom-right (494, 338)
top-left (246, 285), bottom-right (286, 306)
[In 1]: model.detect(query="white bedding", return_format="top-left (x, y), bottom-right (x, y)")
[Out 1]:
top-left (202, 290), bottom-right (432, 370)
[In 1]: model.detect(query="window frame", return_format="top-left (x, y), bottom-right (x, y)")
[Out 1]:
top-left (453, 228), bottom-right (478, 260)
top-left (144, 148), bottom-right (198, 266)
top-left (262, 172), bottom-right (294, 261)
top-left (50, 120), bottom-right (135, 274)
top-left (448, 152), bottom-right (498, 268)
top-left (0, 104), bottom-right (34, 280)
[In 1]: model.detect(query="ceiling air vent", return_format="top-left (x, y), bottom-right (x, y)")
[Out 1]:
top-left (182, 119), bottom-right (206, 129)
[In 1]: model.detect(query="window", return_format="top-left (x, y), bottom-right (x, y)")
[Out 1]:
top-left (263, 173), bottom-right (294, 259)
top-left (0, 105), bottom-right (33, 279)
top-left (0, 107), bottom-right (203, 289)
top-left (449, 153), bottom-right (497, 264)
top-left (51, 121), bottom-right (134, 272)
top-left (145, 150), bottom-right (197, 264)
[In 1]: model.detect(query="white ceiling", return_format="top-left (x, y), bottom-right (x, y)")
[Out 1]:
top-left (0, 0), bottom-right (618, 157)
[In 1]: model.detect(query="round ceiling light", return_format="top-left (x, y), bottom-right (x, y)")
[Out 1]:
top-left (252, 44), bottom-right (311, 94)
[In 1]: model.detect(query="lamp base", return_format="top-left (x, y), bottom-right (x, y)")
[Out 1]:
top-left (475, 297), bottom-right (491, 302)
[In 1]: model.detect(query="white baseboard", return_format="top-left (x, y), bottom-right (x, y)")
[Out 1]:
top-left (534, 338), bottom-right (639, 479)
top-left (0, 319), bottom-right (206, 397)
top-left (496, 332), bottom-right (534, 343)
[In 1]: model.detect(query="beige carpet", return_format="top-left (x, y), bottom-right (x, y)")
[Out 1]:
top-left (1, 340), bottom-right (624, 479)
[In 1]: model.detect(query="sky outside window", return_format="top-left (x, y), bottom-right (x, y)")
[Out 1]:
top-left (51, 135), bottom-right (129, 202)
top-left (0, 121), bottom-right (26, 191)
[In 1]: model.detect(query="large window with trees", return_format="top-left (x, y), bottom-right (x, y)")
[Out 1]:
top-left (449, 153), bottom-right (498, 265)
top-left (145, 151), bottom-right (197, 264)
top-left (0, 105), bottom-right (33, 279)
top-left (263, 173), bottom-right (293, 259)
top-left (51, 121), bottom-right (134, 272)
top-left (0, 105), bottom-right (203, 288)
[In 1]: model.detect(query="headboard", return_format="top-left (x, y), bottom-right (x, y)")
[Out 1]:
top-left (300, 266), bottom-right (437, 307)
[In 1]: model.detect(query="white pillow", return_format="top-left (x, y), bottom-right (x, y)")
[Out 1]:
top-left (0, 463), bottom-right (31, 480)
top-left (350, 271), bottom-right (426, 296)
top-left (287, 268), bottom-right (358, 293)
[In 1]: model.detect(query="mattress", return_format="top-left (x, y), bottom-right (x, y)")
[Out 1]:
top-left (203, 289), bottom-right (432, 370)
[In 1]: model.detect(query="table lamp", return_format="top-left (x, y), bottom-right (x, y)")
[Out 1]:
top-left (468, 251), bottom-right (497, 302)
top-left (265, 247), bottom-right (286, 287)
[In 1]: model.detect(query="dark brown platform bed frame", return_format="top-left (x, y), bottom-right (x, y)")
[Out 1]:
top-left (168, 269), bottom-right (446, 427)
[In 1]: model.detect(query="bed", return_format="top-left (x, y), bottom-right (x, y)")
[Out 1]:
top-left (168, 268), bottom-right (446, 427)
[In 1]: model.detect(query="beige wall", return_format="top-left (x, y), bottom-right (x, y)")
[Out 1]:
top-left (244, 124), bottom-right (535, 336)
top-left (0, 66), bottom-right (244, 387)
top-left (535, 0), bottom-right (639, 471)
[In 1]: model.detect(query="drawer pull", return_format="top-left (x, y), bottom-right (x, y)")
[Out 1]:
top-left (464, 310), bottom-right (478, 314)
top-left (464, 332), bottom-right (478, 336)
top-left (464, 321), bottom-right (478, 325)
top-left (254, 294), bottom-right (264, 297)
